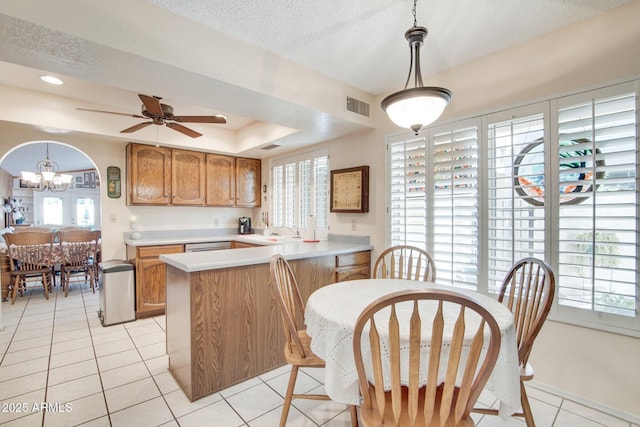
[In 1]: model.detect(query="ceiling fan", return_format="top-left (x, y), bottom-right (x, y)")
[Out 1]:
top-left (76, 94), bottom-right (227, 138)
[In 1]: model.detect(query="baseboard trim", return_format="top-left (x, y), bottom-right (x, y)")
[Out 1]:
top-left (528, 381), bottom-right (640, 425)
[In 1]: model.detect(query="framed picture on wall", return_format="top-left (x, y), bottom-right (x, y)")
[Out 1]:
top-left (330, 165), bottom-right (369, 213)
top-left (76, 172), bottom-right (95, 188)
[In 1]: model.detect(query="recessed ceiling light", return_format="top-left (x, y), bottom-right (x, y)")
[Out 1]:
top-left (40, 75), bottom-right (64, 85)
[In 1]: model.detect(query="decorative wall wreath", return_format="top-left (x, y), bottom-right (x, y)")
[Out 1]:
top-left (513, 137), bottom-right (605, 206)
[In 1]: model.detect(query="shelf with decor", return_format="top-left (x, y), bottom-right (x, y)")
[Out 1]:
top-left (10, 185), bottom-right (34, 225)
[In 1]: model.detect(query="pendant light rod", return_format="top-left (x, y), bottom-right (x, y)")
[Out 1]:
top-left (381, 0), bottom-right (451, 134)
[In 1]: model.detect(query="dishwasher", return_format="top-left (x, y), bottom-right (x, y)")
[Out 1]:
top-left (185, 241), bottom-right (231, 252)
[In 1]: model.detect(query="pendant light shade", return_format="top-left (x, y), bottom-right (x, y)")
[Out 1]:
top-left (20, 143), bottom-right (73, 192)
top-left (381, 86), bottom-right (451, 133)
top-left (381, 9), bottom-right (451, 134)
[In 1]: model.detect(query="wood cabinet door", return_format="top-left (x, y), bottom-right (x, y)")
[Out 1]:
top-left (172, 149), bottom-right (205, 205)
top-left (136, 257), bottom-right (167, 316)
top-left (235, 157), bottom-right (261, 207)
top-left (128, 143), bottom-right (172, 205)
top-left (205, 154), bottom-right (235, 206)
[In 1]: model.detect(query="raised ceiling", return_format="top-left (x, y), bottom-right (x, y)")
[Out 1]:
top-left (0, 0), bottom-right (633, 164)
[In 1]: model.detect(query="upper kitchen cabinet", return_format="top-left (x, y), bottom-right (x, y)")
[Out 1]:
top-left (127, 143), bottom-right (172, 205)
top-left (205, 154), bottom-right (235, 206)
top-left (127, 143), bottom-right (260, 207)
top-left (172, 149), bottom-right (205, 205)
top-left (235, 157), bottom-right (261, 207)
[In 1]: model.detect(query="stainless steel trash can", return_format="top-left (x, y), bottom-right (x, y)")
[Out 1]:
top-left (98, 260), bottom-right (135, 326)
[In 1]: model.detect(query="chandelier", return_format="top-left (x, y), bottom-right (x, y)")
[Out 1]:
top-left (381, 0), bottom-right (451, 135)
top-left (20, 143), bottom-right (73, 192)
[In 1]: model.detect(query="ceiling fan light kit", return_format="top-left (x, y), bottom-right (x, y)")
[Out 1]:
top-left (381, 0), bottom-right (451, 135)
top-left (77, 94), bottom-right (227, 138)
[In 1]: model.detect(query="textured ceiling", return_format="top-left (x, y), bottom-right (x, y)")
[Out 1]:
top-left (0, 0), bottom-right (634, 169)
top-left (148, 0), bottom-right (634, 94)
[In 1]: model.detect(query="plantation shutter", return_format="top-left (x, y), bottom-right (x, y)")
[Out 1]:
top-left (486, 110), bottom-right (546, 295)
top-left (556, 88), bottom-right (637, 325)
top-left (271, 149), bottom-right (329, 231)
top-left (388, 135), bottom-right (428, 248)
top-left (387, 121), bottom-right (479, 290)
top-left (314, 156), bottom-right (329, 230)
top-left (431, 123), bottom-right (479, 290)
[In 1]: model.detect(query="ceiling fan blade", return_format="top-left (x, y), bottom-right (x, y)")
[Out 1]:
top-left (166, 122), bottom-right (202, 138)
top-left (172, 115), bottom-right (227, 124)
top-left (76, 107), bottom-right (145, 119)
top-left (121, 122), bottom-right (153, 133)
top-left (138, 94), bottom-right (163, 116)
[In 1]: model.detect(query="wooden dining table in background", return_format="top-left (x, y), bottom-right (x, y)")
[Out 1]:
top-left (0, 239), bottom-right (101, 300)
top-left (304, 278), bottom-right (521, 417)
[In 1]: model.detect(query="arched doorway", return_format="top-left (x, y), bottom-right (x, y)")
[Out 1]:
top-left (0, 141), bottom-right (101, 230)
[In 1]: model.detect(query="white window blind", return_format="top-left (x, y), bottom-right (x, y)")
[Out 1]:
top-left (431, 125), bottom-right (479, 290)
top-left (388, 121), bottom-right (479, 290)
top-left (487, 112), bottom-right (546, 295)
top-left (556, 90), bottom-right (637, 324)
top-left (389, 135), bottom-right (428, 248)
top-left (271, 149), bottom-right (329, 231)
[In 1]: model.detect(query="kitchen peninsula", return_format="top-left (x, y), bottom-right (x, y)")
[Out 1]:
top-left (157, 234), bottom-right (372, 401)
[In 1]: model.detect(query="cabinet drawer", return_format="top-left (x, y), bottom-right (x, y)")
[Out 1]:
top-left (336, 251), bottom-right (370, 268)
top-left (137, 244), bottom-right (184, 258)
top-left (231, 241), bottom-right (260, 249)
top-left (335, 266), bottom-right (370, 282)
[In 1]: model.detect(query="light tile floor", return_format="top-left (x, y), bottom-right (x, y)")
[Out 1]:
top-left (0, 285), bottom-right (637, 426)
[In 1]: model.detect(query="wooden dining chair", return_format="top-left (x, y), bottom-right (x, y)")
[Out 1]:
top-left (3, 231), bottom-right (55, 304)
top-left (373, 245), bottom-right (436, 282)
top-left (58, 229), bottom-right (101, 296)
top-left (353, 289), bottom-right (501, 427)
top-left (269, 254), bottom-right (358, 427)
top-left (473, 257), bottom-right (555, 427)
top-left (13, 226), bottom-right (52, 233)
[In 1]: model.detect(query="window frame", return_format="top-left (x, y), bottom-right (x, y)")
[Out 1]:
top-left (386, 78), bottom-right (640, 337)
top-left (269, 147), bottom-right (329, 237)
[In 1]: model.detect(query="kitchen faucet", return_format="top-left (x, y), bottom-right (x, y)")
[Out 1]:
top-left (282, 226), bottom-right (300, 237)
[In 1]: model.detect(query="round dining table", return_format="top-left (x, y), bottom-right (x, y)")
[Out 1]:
top-left (304, 278), bottom-right (521, 417)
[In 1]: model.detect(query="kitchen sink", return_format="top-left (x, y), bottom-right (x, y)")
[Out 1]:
top-left (256, 235), bottom-right (302, 243)
top-left (239, 234), bottom-right (302, 245)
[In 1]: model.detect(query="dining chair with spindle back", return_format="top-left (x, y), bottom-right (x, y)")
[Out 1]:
top-left (353, 288), bottom-right (501, 427)
top-left (58, 229), bottom-right (101, 296)
top-left (3, 231), bottom-right (55, 304)
top-left (373, 245), bottom-right (436, 282)
top-left (473, 257), bottom-right (555, 426)
top-left (269, 254), bottom-right (358, 427)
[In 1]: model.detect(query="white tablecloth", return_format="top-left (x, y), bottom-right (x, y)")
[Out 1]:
top-left (304, 279), bottom-right (521, 417)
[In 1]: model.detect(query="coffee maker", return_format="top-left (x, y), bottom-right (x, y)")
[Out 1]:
top-left (238, 217), bottom-right (252, 234)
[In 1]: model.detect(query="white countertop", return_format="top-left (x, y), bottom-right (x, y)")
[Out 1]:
top-left (124, 233), bottom-right (257, 247)
top-left (160, 240), bottom-right (373, 272)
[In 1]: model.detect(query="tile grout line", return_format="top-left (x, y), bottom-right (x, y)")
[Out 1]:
top-left (126, 318), bottom-right (181, 426)
top-left (79, 282), bottom-right (114, 427)
top-left (1, 289), bottom-right (48, 426)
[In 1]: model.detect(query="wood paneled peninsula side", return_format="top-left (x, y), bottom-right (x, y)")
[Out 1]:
top-left (160, 238), bottom-right (372, 402)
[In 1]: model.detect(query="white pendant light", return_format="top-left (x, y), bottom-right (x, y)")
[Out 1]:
top-left (381, 1), bottom-right (451, 135)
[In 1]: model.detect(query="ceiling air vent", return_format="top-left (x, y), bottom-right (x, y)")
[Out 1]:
top-left (346, 96), bottom-right (370, 118)
top-left (261, 144), bottom-right (281, 150)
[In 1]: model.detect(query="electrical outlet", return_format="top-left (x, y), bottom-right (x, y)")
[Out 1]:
top-left (351, 219), bottom-right (356, 231)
